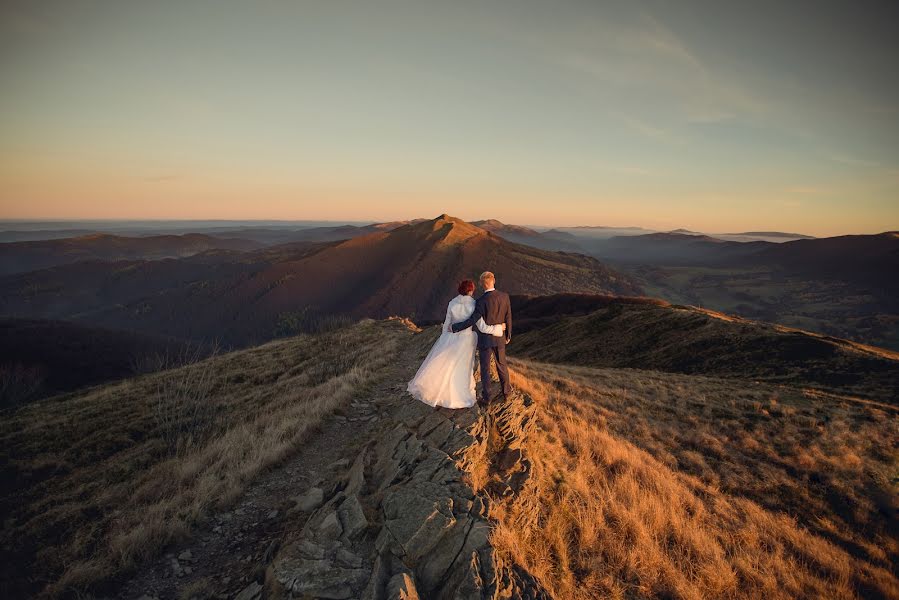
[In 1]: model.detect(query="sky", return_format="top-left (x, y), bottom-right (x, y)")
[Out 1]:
top-left (1, 0), bottom-right (897, 236)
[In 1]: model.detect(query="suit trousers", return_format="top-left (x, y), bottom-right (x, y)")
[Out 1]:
top-left (478, 344), bottom-right (511, 402)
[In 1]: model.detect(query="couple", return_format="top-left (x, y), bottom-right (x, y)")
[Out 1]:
top-left (407, 271), bottom-right (512, 409)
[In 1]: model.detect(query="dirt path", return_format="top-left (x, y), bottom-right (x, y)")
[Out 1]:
top-left (117, 325), bottom-right (538, 600)
top-left (117, 335), bottom-right (424, 600)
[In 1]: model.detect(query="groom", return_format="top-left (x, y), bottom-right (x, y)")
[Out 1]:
top-left (449, 271), bottom-right (512, 406)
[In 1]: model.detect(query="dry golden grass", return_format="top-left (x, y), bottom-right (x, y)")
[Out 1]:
top-left (483, 358), bottom-right (899, 600)
top-left (0, 319), bottom-right (408, 598)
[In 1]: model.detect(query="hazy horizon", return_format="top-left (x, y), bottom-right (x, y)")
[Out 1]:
top-left (2, 1), bottom-right (898, 236)
top-left (1, 215), bottom-right (894, 238)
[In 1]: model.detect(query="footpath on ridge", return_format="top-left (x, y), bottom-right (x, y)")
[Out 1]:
top-left (120, 324), bottom-right (544, 600)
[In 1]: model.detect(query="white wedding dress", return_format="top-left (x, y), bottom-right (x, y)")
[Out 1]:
top-left (407, 294), bottom-right (504, 408)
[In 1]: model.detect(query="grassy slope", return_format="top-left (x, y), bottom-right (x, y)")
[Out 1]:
top-left (4, 314), bottom-right (897, 599)
top-left (0, 319), bottom-right (410, 598)
top-left (511, 300), bottom-right (899, 403)
top-left (487, 358), bottom-right (899, 600)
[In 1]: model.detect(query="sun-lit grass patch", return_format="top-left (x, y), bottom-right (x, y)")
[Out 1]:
top-left (481, 358), bottom-right (899, 600)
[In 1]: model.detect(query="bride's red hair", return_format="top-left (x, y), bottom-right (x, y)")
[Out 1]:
top-left (457, 279), bottom-right (475, 295)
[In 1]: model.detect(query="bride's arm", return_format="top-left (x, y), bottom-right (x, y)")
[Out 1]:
top-left (442, 300), bottom-right (454, 333)
top-left (476, 317), bottom-right (505, 337)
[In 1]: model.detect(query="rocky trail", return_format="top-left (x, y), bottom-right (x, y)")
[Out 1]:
top-left (118, 328), bottom-right (541, 600)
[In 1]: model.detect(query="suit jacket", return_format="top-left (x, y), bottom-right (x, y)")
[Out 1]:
top-left (452, 289), bottom-right (512, 349)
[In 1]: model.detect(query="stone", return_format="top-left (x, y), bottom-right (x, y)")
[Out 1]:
top-left (338, 494), bottom-right (368, 539)
top-left (387, 572), bottom-right (421, 600)
top-left (334, 547), bottom-right (364, 569)
top-left (418, 516), bottom-right (473, 588)
top-left (316, 511), bottom-right (343, 540)
top-left (345, 450), bottom-right (367, 496)
top-left (294, 487), bottom-right (324, 512)
top-left (234, 581), bottom-right (263, 600)
top-left (453, 552), bottom-right (486, 600)
top-left (294, 539), bottom-right (325, 560)
top-left (267, 509), bottom-right (279, 519)
top-left (177, 550), bottom-right (193, 561)
top-left (422, 418), bottom-right (454, 448)
top-left (383, 483), bottom-right (455, 562)
top-left (361, 550), bottom-right (392, 600)
top-left (275, 556), bottom-right (368, 599)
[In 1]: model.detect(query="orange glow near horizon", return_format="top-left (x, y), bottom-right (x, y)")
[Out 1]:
top-left (2, 2), bottom-right (897, 237)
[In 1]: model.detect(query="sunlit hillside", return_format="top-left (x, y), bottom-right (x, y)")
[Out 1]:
top-left (473, 359), bottom-right (899, 599)
top-left (2, 309), bottom-right (897, 599)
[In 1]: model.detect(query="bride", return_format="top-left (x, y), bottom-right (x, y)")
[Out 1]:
top-left (407, 279), bottom-right (505, 408)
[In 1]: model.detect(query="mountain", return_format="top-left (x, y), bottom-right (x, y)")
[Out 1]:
top-left (715, 231), bottom-right (815, 243)
top-left (547, 225), bottom-right (654, 239)
top-left (587, 232), bottom-right (772, 265)
top-left (0, 318), bottom-right (190, 406)
top-left (470, 219), bottom-right (583, 252)
top-left (744, 231), bottom-right (899, 288)
top-left (274, 220), bottom-right (423, 244)
top-left (0, 233), bottom-right (262, 276)
top-left (4, 316), bottom-right (896, 600)
top-left (508, 293), bottom-right (899, 402)
top-left (0, 215), bottom-right (642, 345)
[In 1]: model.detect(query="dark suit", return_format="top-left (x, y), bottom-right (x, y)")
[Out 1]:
top-left (452, 289), bottom-right (512, 402)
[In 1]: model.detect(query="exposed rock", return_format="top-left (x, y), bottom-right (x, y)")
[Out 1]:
top-left (294, 486), bottom-right (325, 512)
top-left (338, 494), bottom-right (368, 539)
top-left (267, 385), bottom-right (541, 600)
top-left (316, 511), bottom-right (343, 539)
top-left (294, 539), bottom-right (326, 560)
top-left (453, 552), bottom-right (485, 600)
top-left (335, 546), bottom-right (364, 569)
top-left (274, 555), bottom-right (368, 599)
top-left (330, 458), bottom-right (350, 469)
top-left (383, 483), bottom-right (455, 562)
top-left (387, 571), bottom-right (421, 600)
top-left (345, 450), bottom-right (367, 496)
top-left (233, 580), bottom-right (262, 600)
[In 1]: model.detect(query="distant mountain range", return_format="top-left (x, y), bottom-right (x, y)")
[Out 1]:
top-left (0, 216), bottom-right (896, 348)
top-left (0, 233), bottom-right (262, 276)
top-left (0, 215), bottom-right (641, 345)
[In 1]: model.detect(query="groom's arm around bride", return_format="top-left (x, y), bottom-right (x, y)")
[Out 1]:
top-left (450, 271), bottom-right (513, 402)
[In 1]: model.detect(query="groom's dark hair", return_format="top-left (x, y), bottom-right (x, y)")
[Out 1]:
top-left (458, 279), bottom-right (475, 295)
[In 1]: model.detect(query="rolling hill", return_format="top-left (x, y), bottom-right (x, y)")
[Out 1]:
top-left (3, 313), bottom-right (896, 599)
top-left (0, 215), bottom-right (642, 345)
top-left (471, 219), bottom-right (583, 252)
top-left (743, 231), bottom-right (899, 288)
top-left (580, 232), bottom-right (772, 265)
top-left (508, 293), bottom-right (899, 403)
top-left (0, 318), bottom-right (190, 406)
top-left (0, 233), bottom-right (262, 276)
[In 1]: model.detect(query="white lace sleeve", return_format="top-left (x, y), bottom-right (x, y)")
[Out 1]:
top-left (476, 317), bottom-right (505, 336)
top-left (442, 298), bottom-right (454, 332)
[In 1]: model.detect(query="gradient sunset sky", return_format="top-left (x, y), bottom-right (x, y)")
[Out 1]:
top-left (1, 1), bottom-right (897, 235)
